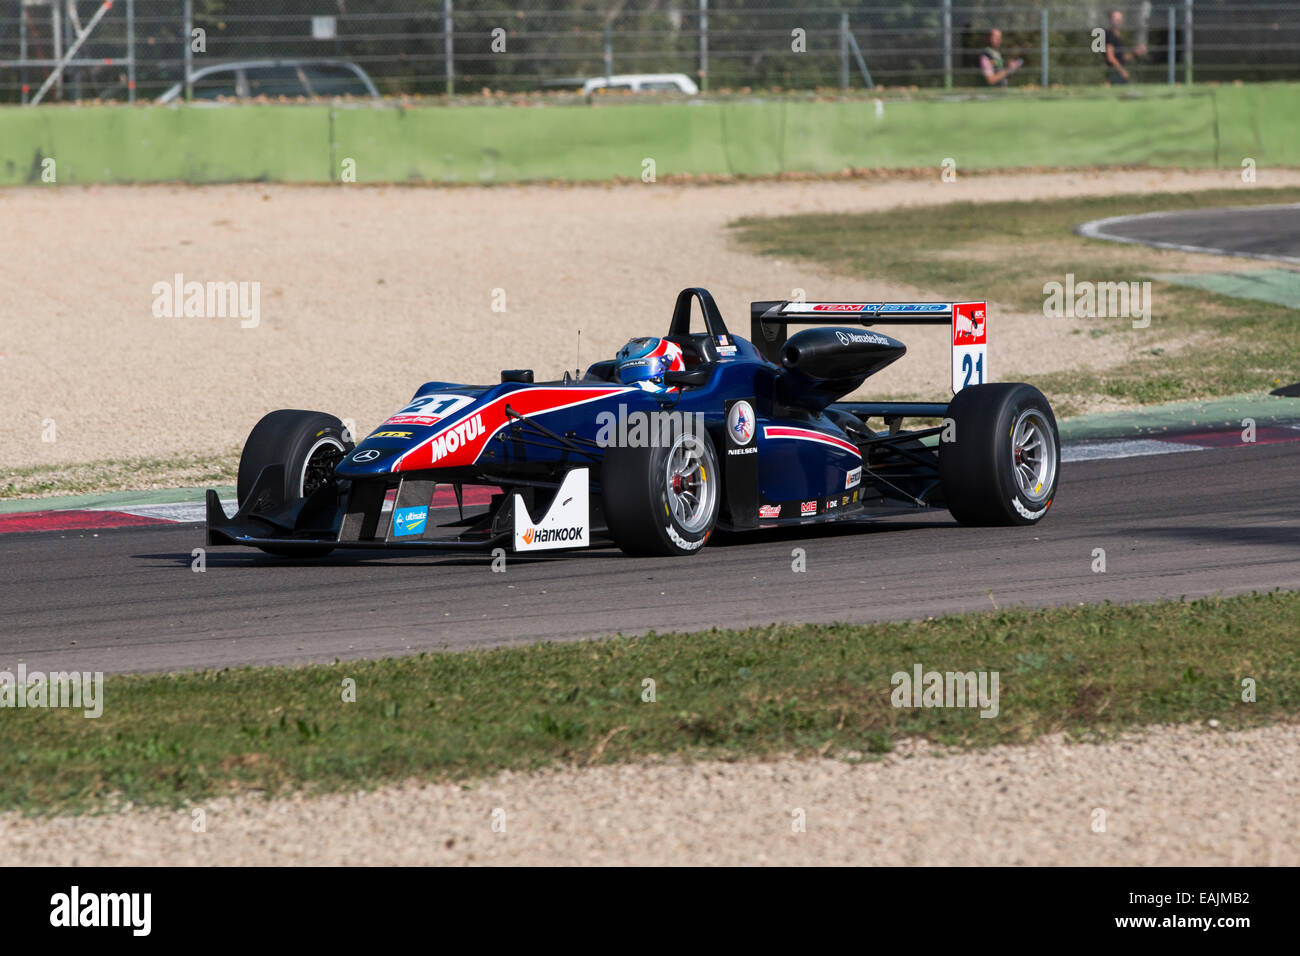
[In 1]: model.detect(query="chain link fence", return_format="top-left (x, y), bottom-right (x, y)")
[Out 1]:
top-left (2, 1), bottom-right (1297, 103)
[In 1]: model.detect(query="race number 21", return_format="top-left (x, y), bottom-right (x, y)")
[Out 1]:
top-left (952, 301), bottom-right (988, 394)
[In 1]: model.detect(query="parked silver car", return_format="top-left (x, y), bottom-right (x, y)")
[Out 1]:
top-left (157, 59), bottom-right (379, 103)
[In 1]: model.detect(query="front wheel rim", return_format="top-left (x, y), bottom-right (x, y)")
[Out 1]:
top-left (664, 434), bottom-right (716, 534)
top-left (300, 437), bottom-right (346, 499)
top-left (1010, 409), bottom-right (1056, 503)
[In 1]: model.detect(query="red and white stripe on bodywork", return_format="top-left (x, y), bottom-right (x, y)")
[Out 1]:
top-left (392, 386), bottom-right (634, 472)
top-left (762, 425), bottom-right (861, 458)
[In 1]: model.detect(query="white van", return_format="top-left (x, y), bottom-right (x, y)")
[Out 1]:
top-left (582, 73), bottom-right (699, 96)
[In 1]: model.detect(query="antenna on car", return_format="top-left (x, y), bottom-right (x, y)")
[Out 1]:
top-left (575, 328), bottom-right (582, 379)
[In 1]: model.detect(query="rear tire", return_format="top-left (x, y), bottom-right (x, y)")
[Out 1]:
top-left (601, 423), bottom-right (720, 556)
top-left (237, 409), bottom-right (352, 557)
top-left (938, 383), bottom-right (1059, 526)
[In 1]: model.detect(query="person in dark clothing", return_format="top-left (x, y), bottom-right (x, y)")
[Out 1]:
top-left (980, 28), bottom-right (1023, 87)
top-left (1104, 9), bottom-right (1147, 84)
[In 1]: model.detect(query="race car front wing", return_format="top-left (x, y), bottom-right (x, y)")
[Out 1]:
top-left (206, 464), bottom-right (592, 553)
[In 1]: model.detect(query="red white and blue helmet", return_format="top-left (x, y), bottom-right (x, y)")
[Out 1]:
top-left (615, 337), bottom-right (685, 389)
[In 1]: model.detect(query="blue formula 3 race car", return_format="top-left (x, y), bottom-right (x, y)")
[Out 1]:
top-left (206, 288), bottom-right (1060, 558)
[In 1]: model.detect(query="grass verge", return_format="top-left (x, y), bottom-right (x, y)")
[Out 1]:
top-left (730, 187), bottom-right (1300, 416)
top-left (0, 450), bottom-right (238, 500)
top-left (4, 591), bottom-right (1297, 816)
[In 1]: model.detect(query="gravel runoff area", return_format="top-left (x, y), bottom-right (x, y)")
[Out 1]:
top-left (5, 168), bottom-right (1297, 471)
top-left (5, 168), bottom-right (1299, 862)
top-left (7, 722), bottom-right (1296, 865)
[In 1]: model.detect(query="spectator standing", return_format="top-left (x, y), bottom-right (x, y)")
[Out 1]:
top-left (980, 28), bottom-right (1023, 87)
top-left (1104, 9), bottom-right (1147, 84)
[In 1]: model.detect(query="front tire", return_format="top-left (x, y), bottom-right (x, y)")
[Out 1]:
top-left (601, 423), bottom-right (720, 556)
top-left (237, 409), bottom-right (352, 556)
top-left (938, 383), bottom-right (1059, 526)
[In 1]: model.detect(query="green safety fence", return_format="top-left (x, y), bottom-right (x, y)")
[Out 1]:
top-left (0, 84), bottom-right (1295, 186)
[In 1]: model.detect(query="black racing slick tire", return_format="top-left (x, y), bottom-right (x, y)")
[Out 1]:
top-left (938, 383), bottom-right (1060, 526)
top-left (237, 409), bottom-right (353, 556)
top-left (601, 422), bottom-right (721, 556)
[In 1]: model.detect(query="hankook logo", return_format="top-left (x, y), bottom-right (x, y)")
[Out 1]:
top-left (525, 526), bottom-right (584, 544)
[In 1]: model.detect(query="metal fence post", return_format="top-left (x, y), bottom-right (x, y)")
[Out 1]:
top-left (839, 13), bottom-right (849, 90)
top-left (1183, 0), bottom-right (1193, 85)
top-left (604, 24), bottom-right (612, 83)
top-left (52, 2), bottom-right (62, 100)
top-left (444, 0), bottom-right (454, 95)
top-left (1168, 4), bottom-right (1176, 85)
top-left (18, 4), bottom-right (27, 103)
top-left (698, 0), bottom-right (708, 92)
top-left (127, 0), bottom-right (136, 104)
top-left (1040, 9), bottom-right (1048, 87)
top-left (183, 0), bottom-right (192, 102)
top-left (30, 0), bottom-right (118, 106)
top-left (942, 0), bottom-right (952, 90)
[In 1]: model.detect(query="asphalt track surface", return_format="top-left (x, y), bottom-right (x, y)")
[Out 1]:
top-left (3, 440), bottom-right (1297, 674)
top-left (1077, 202), bottom-right (1300, 263)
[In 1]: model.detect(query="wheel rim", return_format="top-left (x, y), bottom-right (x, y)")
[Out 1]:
top-left (1010, 410), bottom-right (1056, 503)
top-left (300, 437), bottom-right (346, 499)
top-left (664, 433), bottom-right (716, 534)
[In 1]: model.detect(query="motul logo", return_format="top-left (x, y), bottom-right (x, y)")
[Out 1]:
top-left (427, 414), bottom-right (485, 462)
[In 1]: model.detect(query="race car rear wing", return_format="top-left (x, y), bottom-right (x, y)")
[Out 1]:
top-left (750, 299), bottom-right (988, 394)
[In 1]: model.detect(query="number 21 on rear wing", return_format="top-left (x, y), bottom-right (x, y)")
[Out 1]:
top-left (749, 300), bottom-right (988, 393)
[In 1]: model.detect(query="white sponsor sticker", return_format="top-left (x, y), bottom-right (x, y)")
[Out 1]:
top-left (513, 468), bottom-right (590, 551)
top-left (727, 400), bottom-right (756, 445)
top-left (952, 301), bottom-right (988, 394)
top-left (390, 393), bottom-right (474, 424)
top-left (783, 302), bottom-right (878, 314)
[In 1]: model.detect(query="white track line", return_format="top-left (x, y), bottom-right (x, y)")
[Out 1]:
top-left (87, 500), bottom-right (232, 522)
top-left (1075, 204), bottom-right (1300, 265)
top-left (1061, 438), bottom-right (1200, 463)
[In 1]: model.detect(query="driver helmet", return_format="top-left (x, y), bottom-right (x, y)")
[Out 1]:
top-left (615, 337), bottom-right (686, 392)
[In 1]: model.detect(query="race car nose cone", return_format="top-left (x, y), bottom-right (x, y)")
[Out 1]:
top-left (335, 445), bottom-right (399, 477)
